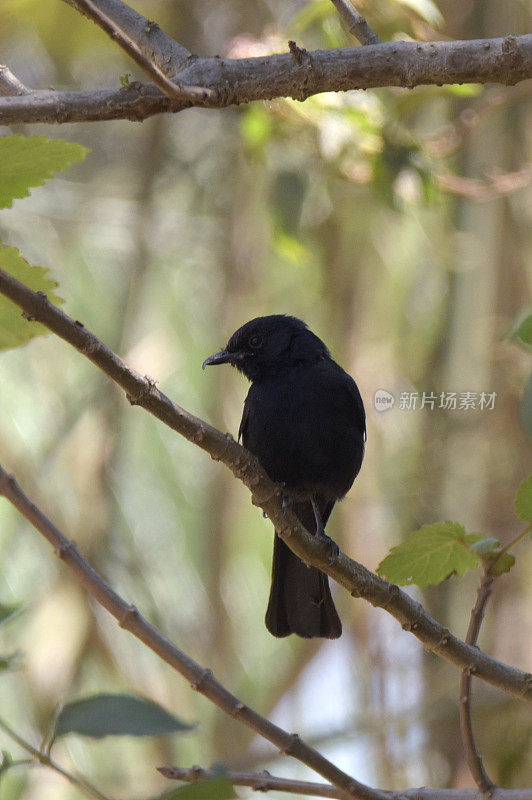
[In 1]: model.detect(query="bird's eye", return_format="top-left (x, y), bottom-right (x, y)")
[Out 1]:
top-left (249, 335), bottom-right (263, 349)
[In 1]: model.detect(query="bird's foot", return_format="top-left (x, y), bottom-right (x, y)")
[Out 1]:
top-left (316, 527), bottom-right (340, 566)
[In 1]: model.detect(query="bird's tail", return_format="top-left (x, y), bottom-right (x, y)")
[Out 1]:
top-left (265, 533), bottom-right (342, 639)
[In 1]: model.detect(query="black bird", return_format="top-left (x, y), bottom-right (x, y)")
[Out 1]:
top-left (203, 315), bottom-right (366, 639)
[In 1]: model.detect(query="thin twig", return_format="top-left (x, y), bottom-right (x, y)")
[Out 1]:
top-left (0, 66), bottom-right (31, 96)
top-left (459, 568), bottom-right (496, 794)
top-left (0, 268), bottom-right (530, 703)
top-left (0, 717), bottom-right (111, 800)
top-left (68, 0), bottom-right (214, 101)
top-left (158, 767), bottom-right (532, 800)
top-left (0, 465), bottom-right (386, 800)
top-left (329, 0), bottom-right (382, 45)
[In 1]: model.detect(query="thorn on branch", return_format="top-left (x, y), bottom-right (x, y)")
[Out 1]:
top-left (288, 40), bottom-right (308, 66)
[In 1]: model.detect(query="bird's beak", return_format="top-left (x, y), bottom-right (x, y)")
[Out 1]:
top-left (202, 349), bottom-right (234, 370)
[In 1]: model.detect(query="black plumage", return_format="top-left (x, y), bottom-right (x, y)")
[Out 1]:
top-left (203, 315), bottom-right (366, 639)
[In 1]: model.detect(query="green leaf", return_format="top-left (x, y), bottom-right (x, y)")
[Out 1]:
top-left (377, 522), bottom-right (480, 587)
top-left (508, 309), bottom-right (532, 353)
top-left (53, 694), bottom-right (194, 740)
top-left (0, 244), bottom-right (63, 350)
top-left (0, 603), bottom-right (21, 626)
top-left (164, 776), bottom-right (236, 800)
top-left (0, 135), bottom-right (88, 209)
top-left (515, 476), bottom-right (532, 522)
top-left (490, 552), bottom-right (516, 577)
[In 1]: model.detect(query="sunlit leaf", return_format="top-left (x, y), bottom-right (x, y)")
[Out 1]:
top-left (0, 135), bottom-right (88, 209)
top-left (377, 522), bottom-right (480, 586)
top-left (515, 475), bottom-right (532, 523)
top-left (0, 244), bottom-right (63, 350)
top-left (490, 552), bottom-right (515, 577)
top-left (53, 694), bottom-right (194, 739)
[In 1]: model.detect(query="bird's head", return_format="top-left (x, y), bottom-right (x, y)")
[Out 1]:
top-left (202, 315), bottom-right (329, 381)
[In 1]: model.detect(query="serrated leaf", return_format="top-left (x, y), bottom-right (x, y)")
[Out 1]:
top-left (0, 603), bottom-right (21, 626)
top-left (164, 776), bottom-right (236, 800)
top-left (53, 694), bottom-right (194, 740)
top-left (515, 476), bottom-right (532, 522)
top-left (490, 552), bottom-right (515, 577)
top-left (377, 522), bottom-right (480, 587)
top-left (0, 135), bottom-right (88, 209)
top-left (0, 244), bottom-right (63, 350)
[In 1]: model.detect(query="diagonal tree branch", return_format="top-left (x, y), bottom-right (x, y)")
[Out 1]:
top-left (61, 0), bottom-right (191, 73)
top-left (0, 267), bottom-right (531, 702)
top-left (0, 66), bottom-right (31, 96)
top-left (0, 463), bottom-right (386, 800)
top-left (0, 35), bottom-right (530, 126)
top-left (158, 766), bottom-right (532, 800)
top-left (66, 0), bottom-right (214, 101)
top-left (329, 0), bottom-right (382, 45)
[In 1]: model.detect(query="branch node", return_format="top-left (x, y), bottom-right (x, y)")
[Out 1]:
top-left (191, 667), bottom-right (213, 691)
top-left (126, 375), bottom-right (157, 405)
top-left (255, 770), bottom-right (272, 792)
top-left (231, 701), bottom-right (247, 718)
top-left (436, 627), bottom-right (451, 647)
top-left (192, 426), bottom-right (205, 443)
top-left (280, 733), bottom-right (301, 755)
top-left (54, 539), bottom-right (77, 560)
top-left (118, 603), bottom-right (139, 628)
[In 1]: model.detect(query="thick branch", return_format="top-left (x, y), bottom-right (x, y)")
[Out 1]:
top-left (329, 0), bottom-right (382, 45)
top-left (159, 767), bottom-right (532, 800)
top-left (0, 268), bottom-right (531, 702)
top-left (0, 35), bottom-right (530, 125)
top-left (0, 464), bottom-right (385, 800)
top-left (459, 569), bottom-right (496, 793)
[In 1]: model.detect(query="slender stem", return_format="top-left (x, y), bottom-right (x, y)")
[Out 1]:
top-left (68, 0), bottom-right (214, 100)
top-left (459, 569), bottom-right (496, 793)
top-left (0, 268), bottom-right (530, 703)
top-left (0, 464), bottom-right (386, 800)
top-left (0, 717), bottom-right (111, 800)
top-left (0, 66), bottom-right (30, 96)
top-left (493, 525), bottom-right (531, 563)
top-left (328, 0), bottom-right (382, 45)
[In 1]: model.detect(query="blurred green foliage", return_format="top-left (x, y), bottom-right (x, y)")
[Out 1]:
top-left (0, 0), bottom-right (531, 798)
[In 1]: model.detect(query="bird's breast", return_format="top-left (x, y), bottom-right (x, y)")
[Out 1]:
top-left (241, 368), bottom-right (364, 500)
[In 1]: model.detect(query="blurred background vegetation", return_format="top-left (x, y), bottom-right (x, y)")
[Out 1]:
top-left (0, 0), bottom-right (531, 797)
